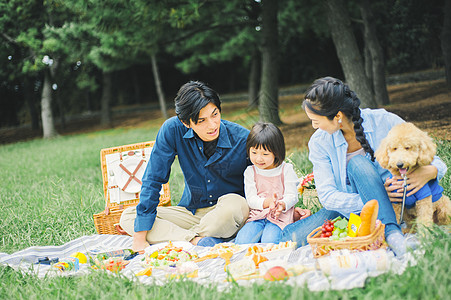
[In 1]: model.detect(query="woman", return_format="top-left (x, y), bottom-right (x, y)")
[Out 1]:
top-left (281, 77), bottom-right (447, 256)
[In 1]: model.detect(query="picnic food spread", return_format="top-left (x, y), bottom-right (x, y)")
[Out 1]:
top-left (143, 241), bottom-right (198, 268)
top-left (45, 201), bottom-right (387, 280)
top-left (307, 200), bottom-right (386, 257)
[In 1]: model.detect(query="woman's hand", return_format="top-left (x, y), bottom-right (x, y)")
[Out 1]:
top-left (384, 165), bottom-right (437, 202)
top-left (132, 231), bottom-right (150, 252)
top-left (384, 176), bottom-right (404, 203)
top-left (405, 165), bottom-right (437, 197)
top-left (297, 208), bottom-right (311, 220)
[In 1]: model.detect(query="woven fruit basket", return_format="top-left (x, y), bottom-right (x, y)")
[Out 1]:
top-left (307, 220), bottom-right (386, 257)
top-left (93, 141), bottom-right (171, 235)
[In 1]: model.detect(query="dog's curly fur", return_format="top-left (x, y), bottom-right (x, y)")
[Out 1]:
top-left (375, 122), bottom-right (451, 232)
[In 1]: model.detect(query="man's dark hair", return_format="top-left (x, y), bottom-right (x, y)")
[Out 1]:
top-left (174, 81), bottom-right (222, 125)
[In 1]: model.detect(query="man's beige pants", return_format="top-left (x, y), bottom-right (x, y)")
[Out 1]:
top-left (119, 193), bottom-right (249, 244)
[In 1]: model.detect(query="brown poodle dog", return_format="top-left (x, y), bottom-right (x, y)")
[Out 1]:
top-left (375, 122), bottom-right (451, 232)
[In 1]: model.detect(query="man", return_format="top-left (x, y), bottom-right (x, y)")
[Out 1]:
top-left (120, 81), bottom-right (250, 251)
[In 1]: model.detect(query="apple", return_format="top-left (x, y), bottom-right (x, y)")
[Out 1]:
top-left (263, 266), bottom-right (289, 281)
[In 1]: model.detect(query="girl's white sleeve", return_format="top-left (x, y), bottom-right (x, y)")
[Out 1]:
top-left (244, 166), bottom-right (265, 210)
top-left (280, 163), bottom-right (299, 212)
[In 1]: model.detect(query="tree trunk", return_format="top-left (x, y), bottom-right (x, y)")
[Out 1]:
top-left (360, 0), bottom-right (390, 105)
top-left (41, 69), bottom-right (58, 138)
top-left (151, 54), bottom-right (168, 119)
top-left (363, 41), bottom-right (373, 87)
top-left (132, 69), bottom-right (141, 104)
top-left (258, 0), bottom-right (282, 125)
top-left (49, 58), bottom-right (66, 129)
top-left (324, 0), bottom-right (377, 108)
top-left (100, 70), bottom-right (113, 127)
top-left (54, 89), bottom-right (65, 129)
top-left (442, 0), bottom-right (451, 89)
top-left (85, 90), bottom-right (92, 112)
top-left (24, 77), bottom-right (40, 130)
top-left (248, 51), bottom-right (260, 108)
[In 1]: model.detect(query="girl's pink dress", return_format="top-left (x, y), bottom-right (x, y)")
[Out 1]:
top-left (246, 165), bottom-right (294, 229)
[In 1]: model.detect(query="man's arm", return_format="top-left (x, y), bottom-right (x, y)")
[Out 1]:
top-left (133, 118), bottom-right (178, 236)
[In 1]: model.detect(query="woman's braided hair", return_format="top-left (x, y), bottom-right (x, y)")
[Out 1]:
top-left (302, 77), bottom-right (375, 161)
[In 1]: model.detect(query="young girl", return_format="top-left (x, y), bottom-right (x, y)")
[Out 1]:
top-left (235, 122), bottom-right (302, 244)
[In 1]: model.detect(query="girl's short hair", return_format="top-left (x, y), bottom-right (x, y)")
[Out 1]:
top-left (174, 81), bottom-right (221, 125)
top-left (246, 122), bottom-right (286, 167)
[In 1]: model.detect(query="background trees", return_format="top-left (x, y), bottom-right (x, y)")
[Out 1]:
top-left (324, 0), bottom-right (377, 108)
top-left (0, 0), bottom-right (448, 137)
top-left (442, 0), bottom-right (451, 88)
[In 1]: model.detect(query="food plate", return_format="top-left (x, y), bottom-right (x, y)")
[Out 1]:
top-left (245, 241), bottom-right (297, 260)
top-left (194, 242), bottom-right (245, 262)
top-left (143, 241), bottom-right (198, 268)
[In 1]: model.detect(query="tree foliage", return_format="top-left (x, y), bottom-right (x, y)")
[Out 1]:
top-left (0, 0), bottom-right (447, 131)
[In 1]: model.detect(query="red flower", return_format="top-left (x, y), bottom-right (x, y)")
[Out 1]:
top-left (297, 172), bottom-right (315, 194)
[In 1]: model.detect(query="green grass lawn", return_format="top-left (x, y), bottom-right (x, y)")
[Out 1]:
top-left (0, 125), bottom-right (450, 299)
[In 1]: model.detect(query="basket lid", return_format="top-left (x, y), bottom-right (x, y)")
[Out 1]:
top-left (113, 154), bottom-right (146, 194)
top-left (101, 141), bottom-right (154, 207)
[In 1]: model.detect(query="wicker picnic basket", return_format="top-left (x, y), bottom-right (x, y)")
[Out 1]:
top-left (307, 221), bottom-right (386, 258)
top-left (93, 141), bottom-right (171, 235)
top-left (301, 189), bottom-right (322, 210)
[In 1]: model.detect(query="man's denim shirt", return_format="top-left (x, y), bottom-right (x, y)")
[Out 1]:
top-left (134, 116), bottom-right (250, 232)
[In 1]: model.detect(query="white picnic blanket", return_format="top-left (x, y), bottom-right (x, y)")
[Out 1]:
top-left (0, 234), bottom-right (420, 291)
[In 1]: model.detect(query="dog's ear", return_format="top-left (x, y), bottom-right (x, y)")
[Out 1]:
top-left (375, 136), bottom-right (390, 168)
top-left (417, 131), bottom-right (436, 166)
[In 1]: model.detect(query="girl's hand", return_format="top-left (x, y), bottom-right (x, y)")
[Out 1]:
top-left (405, 165), bottom-right (437, 197)
top-left (263, 193), bottom-right (278, 210)
top-left (273, 201), bottom-right (286, 219)
top-left (263, 197), bottom-right (276, 209)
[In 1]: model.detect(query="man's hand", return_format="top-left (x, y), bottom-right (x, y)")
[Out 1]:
top-left (132, 231), bottom-right (150, 252)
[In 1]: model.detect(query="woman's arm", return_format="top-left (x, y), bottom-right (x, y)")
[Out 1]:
top-left (309, 135), bottom-right (363, 217)
top-left (431, 155), bottom-right (448, 181)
